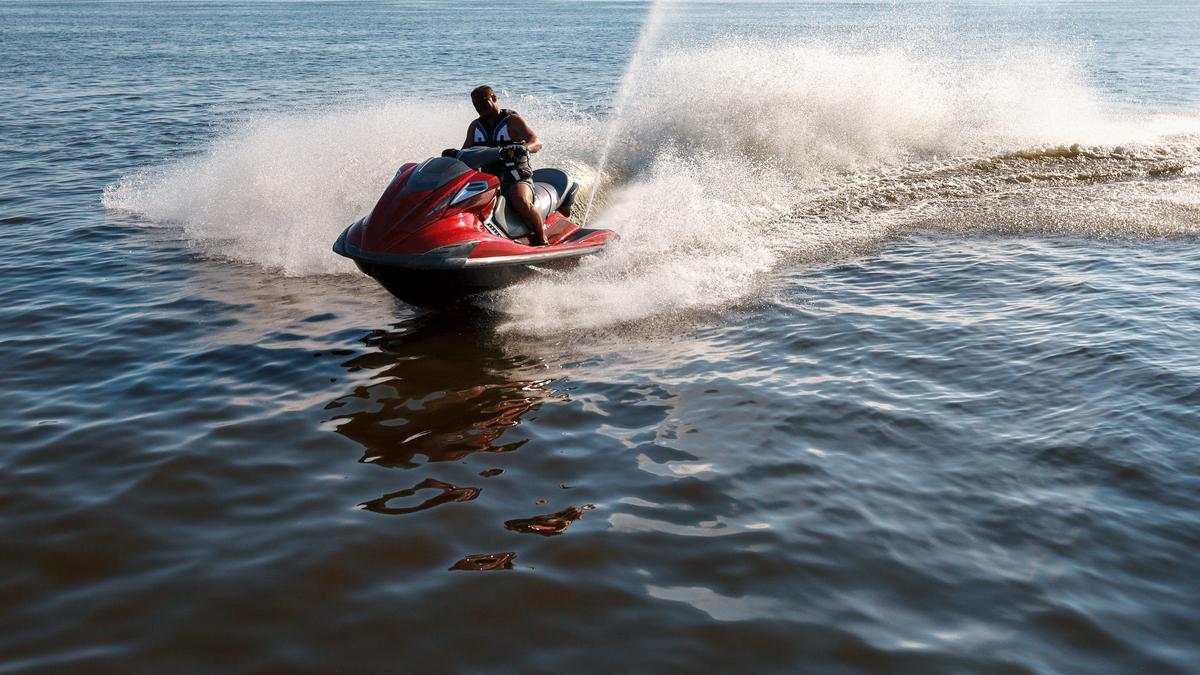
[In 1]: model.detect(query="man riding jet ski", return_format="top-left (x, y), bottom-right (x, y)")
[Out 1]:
top-left (463, 85), bottom-right (548, 245)
top-left (331, 88), bottom-right (618, 308)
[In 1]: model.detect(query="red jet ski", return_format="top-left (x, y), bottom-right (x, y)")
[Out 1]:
top-left (333, 145), bottom-right (617, 307)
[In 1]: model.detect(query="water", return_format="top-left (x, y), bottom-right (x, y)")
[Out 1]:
top-left (582, 0), bottom-right (672, 224)
top-left (3, 1), bottom-right (1199, 672)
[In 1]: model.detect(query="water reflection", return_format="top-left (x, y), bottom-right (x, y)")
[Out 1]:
top-left (326, 312), bottom-right (565, 469)
top-left (645, 585), bottom-right (787, 622)
top-left (357, 478), bottom-right (481, 515)
top-left (326, 313), bottom-right (603, 567)
top-left (504, 504), bottom-right (595, 536)
top-left (450, 551), bottom-right (517, 571)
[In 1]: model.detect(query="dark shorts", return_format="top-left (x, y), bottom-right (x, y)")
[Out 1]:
top-left (501, 177), bottom-right (534, 197)
top-left (498, 153), bottom-right (533, 192)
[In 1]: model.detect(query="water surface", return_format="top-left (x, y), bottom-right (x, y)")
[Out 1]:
top-left (2, 1), bottom-right (1199, 672)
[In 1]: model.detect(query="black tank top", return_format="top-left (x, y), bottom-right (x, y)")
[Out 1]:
top-left (469, 108), bottom-right (532, 183)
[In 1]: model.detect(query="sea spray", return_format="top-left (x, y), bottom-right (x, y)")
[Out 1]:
top-left (581, 0), bottom-right (674, 225)
top-left (490, 42), bottom-right (1200, 333)
top-left (102, 40), bottom-right (1200, 330)
top-left (101, 98), bottom-right (596, 275)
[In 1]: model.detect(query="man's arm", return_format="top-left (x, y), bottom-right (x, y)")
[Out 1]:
top-left (507, 115), bottom-right (543, 153)
top-left (462, 123), bottom-right (475, 149)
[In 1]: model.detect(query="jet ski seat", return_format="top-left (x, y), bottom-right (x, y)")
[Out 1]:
top-left (491, 168), bottom-right (578, 239)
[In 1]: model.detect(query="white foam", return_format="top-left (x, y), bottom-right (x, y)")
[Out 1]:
top-left (101, 97), bottom-right (598, 275)
top-left (103, 39), bottom-right (1200, 331)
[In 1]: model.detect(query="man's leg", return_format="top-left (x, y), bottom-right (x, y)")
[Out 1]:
top-left (508, 182), bottom-right (546, 246)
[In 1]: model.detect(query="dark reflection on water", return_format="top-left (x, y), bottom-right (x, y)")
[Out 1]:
top-left (450, 551), bottom-right (517, 571)
top-left (327, 313), bottom-right (565, 469)
top-left (358, 477), bottom-right (481, 515)
top-left (324, 311), bottom-right (603, 567)
top-left (505, 504), bottom-right (594, 536)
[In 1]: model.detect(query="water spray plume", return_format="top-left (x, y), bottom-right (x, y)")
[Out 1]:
top-left (103, 31), bottom-right (1200, 332)
top-left (581, 0), bottom-right (673, 226)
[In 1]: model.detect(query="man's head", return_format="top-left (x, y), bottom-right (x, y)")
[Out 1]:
top-left (471, 85), bottom-right (500, 118)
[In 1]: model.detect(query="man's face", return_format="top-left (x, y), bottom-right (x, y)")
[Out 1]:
top-left (472, 93), bottom-right (499, 117)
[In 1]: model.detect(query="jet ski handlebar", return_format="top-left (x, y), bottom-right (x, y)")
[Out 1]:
top-left (498, 144), bottom-right (529, 161)
top-left (441, 144), bottom-right (527, 169)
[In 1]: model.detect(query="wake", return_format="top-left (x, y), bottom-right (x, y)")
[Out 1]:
top-left (103, 39), bottom-right (1200, 332)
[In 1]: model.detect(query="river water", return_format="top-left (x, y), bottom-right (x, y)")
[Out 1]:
top-left (2, 1), bottom-right (1199, 672)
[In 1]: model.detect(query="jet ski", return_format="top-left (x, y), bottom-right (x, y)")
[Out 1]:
top-left (333, 145), bottom-right (617, 307)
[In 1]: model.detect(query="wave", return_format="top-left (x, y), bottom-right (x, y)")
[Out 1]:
top-left (102, 40), bottom-right (1200, 331)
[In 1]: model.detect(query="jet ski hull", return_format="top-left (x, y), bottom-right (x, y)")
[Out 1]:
top-left (353, 257), bottom-right (573, 307)
top-left (334, 226), bottom-right (613, 307)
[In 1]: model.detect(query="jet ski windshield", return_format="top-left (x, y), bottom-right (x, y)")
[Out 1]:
top-left (403, 148), bottom-right (504, 193)
top-left (405, 157), bottom-right (471, 192)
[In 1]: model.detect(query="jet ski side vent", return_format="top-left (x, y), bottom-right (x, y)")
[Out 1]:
top-left (452, 180), bottom-right (492, 205)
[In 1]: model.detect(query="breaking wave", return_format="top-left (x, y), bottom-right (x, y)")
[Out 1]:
top-left (102, 39), bottom-right (1200, 331)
